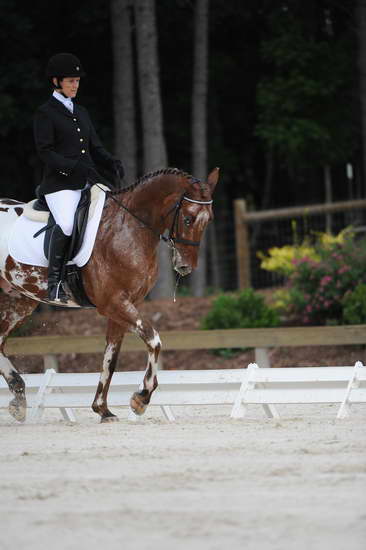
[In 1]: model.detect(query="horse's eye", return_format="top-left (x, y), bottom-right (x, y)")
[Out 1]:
top-left (184, 216), bottom-right (193, 227)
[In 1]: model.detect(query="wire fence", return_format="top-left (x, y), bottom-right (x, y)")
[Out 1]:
top-left (247, 206), bottom-right (366, 289)
top-left (219, 199), bottom-right (366, 292)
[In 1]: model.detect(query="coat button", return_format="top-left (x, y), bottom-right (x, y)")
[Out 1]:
top-left (77, 128), bottom-right (80, 132)
top-left (80, 138), bottom-right (83, 142)
top-left (81, 149), bottom-right (85, 154)
top-left (73, 118), bottom-right (77, 122)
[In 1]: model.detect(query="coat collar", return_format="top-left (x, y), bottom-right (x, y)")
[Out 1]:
top-left (48, 96), bottom-right (79, 118)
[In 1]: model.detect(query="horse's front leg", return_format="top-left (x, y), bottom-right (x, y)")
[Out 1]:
top-left (92, 319), bottom-right (126, 423)
top-left (96, 298), bottom-right (161, 417)
top-left (129, 316), bottom-right (161, 416)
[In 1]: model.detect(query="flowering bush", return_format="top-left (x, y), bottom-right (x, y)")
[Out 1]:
top-left (257, 244), bottom-right (320, 276)
top-left (258, 227), bottom-right (351, 277)
top-left (259, 228), bottom-right (366, 325)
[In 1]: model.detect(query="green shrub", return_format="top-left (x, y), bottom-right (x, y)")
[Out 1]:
top-left (342, 284), bottom-right (366, 325)
top-left (202, 289), bottom-right (280, 330)
top-left (201, 289), bottom-right (280, 356)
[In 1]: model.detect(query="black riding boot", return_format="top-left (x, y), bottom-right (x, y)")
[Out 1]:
top-left (47, 224), bottom-right (71, 303)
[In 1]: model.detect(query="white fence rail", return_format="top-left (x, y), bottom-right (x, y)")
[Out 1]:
top-left (1, 363), bottom-right (365, 423)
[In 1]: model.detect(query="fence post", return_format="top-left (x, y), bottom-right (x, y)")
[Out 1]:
top-left (234, 199), bottom-right (250, 289)
top-left (44, 354), bottom-right (59, 372)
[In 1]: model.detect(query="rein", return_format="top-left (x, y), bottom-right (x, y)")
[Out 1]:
top-left (96, 183), bottom-right (213, 249)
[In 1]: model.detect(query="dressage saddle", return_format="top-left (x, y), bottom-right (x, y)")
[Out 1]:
top-left (32, 185), bottom-right (96, 308)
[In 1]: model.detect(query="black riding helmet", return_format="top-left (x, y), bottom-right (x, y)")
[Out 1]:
top-left (46, 53), bottom-right (86, 88)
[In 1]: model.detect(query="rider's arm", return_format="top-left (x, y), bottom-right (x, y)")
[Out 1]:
top-left (33, 109), bottom-right (78, 176)
top-left (82, 108), bottom-right (115, 168)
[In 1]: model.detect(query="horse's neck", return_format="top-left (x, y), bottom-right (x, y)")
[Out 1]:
top-left (128, 175), bottom-right (186, 224)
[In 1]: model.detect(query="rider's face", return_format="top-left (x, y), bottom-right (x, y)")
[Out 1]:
top-left (53, 77), bottom-right (80, 98)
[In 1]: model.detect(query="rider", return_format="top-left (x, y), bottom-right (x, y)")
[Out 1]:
top-left (33, 52), bottom-right (124, 303)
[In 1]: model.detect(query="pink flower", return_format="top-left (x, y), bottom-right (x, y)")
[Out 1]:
top-left (320, 275), bottom-right (332, 286)
top-left (338, 265), bottom-right (350, 275)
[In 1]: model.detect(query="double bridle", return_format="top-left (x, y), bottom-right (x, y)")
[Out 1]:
top-left (164, 195), bottom-right (213, 247)
top-left (102, 185), bottom-right (213, 250)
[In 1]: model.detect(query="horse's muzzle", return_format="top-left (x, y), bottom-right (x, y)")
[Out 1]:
top-left (172, 247), bottom-right (193, 276)
top-left (174, 264), bottom-right (192, 276)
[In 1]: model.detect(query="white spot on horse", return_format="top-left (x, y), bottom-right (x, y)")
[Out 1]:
top-left (136, 319), bottom-right (143, 331)
top-left (148, 329), bottom-right (161, 352)
top-left (100, 343), bottom-right (116, 385)
top-left (95, 343), bottom-right (116, 406)
top-left (1, 310), bottom-right (23, 335)
top-left (0, 355), bottom-right (15, 377)
top-left (195, 210), bottom-right (209, 229)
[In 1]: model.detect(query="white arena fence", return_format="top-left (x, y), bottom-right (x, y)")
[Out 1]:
top-left (0, 362), bottom-right (365, 423)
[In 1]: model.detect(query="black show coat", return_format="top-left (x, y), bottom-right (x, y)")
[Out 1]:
top-left (33, 96), bottom-right (114, 195)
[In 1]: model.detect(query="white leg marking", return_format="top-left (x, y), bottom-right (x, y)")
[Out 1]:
top-left (148, 329), bottom-right (162, 351)
top-left (0, 355), bottom-right (15, 377)
top-left (144, 329), bottom-right (161, 392)
top-left (96, 343), bottom-right (116, 406)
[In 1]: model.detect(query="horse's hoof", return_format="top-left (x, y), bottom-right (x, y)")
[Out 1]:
top-left (130, 392), bottom-right (147, 416)
top-left (8, 397), bottom-right (26, 423)
top-left (100, 415), bottom-right (119, 424)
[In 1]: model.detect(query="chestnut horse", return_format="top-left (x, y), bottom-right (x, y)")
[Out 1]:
top-left (0, 167), bottom-right (219, 422)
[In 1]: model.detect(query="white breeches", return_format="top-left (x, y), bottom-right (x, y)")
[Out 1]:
top-left (45, 189), bottom-right (82, 236)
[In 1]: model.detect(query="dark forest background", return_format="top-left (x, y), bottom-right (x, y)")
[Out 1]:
top-left (0, 0), bottom-right (363, 293)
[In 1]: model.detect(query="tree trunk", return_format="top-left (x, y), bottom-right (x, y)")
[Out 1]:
top-left (190, 0), bottom-right (209, 297)
top-left (357, 0), bottom-right (366, 194)
top-left (250, 146), bottom-right (274, 250)
top-left (324, 164), bottom-right (332, 233)
top-left (111, 0), bottom-right (137, 183)
top-left (135, 0), bottom-right (174, 298)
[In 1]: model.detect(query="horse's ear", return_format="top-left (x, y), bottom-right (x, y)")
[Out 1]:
top-left (207, 167), bottom-right (219, 192)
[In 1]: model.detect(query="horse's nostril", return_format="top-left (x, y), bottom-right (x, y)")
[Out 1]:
top-left (176, 265), bottom-right (191, 276)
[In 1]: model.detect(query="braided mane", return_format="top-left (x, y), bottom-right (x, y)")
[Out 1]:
top-left (110, 167), bottom-right (202, 195)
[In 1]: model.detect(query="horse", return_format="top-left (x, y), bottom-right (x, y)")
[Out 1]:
top-left (0, 167), bottom-right (219, 423)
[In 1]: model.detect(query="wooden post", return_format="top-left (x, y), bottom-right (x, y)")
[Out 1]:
top-left (44, 354), bottom-right (59, 372)
top-left (234, 199), bottom-right (250, 289)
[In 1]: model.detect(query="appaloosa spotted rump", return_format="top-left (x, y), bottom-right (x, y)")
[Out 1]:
top-left (0, 168), bottom-right (219, 422)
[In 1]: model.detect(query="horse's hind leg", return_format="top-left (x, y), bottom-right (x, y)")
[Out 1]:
top-left (0, 289), bottom-right (38, 421)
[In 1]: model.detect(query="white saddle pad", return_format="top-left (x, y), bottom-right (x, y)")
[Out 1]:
top-left (8, 185), bottom-right (108, 268)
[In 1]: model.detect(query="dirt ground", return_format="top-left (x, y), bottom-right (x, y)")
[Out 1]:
top-left (10, 295), bottom-right (366, 375)
top-left (2, 295), bottom-right (366, 550)
top-left (0, 404), bottom-right (365, 550)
